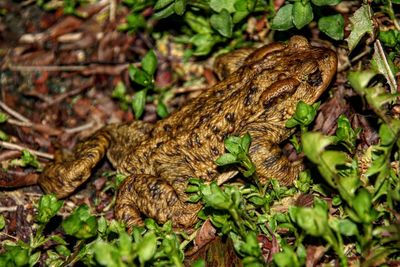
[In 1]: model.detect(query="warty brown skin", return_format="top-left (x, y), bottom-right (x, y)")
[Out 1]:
top-left (38, 36), bottom-right (337, 229)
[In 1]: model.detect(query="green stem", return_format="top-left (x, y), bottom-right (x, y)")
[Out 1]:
top-left (229, 208), bottom-right (247, 238)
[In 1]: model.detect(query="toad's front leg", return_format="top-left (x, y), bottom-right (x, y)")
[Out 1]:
top-left (115, 174), bottom-right (202, 229)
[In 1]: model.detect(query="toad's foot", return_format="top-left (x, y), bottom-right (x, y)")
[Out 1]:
top-left (115, 174), bottom-right (202, 228)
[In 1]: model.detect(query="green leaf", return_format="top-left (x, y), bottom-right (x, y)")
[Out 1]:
top-left (125, 13), bottom-right (146, 31)
top-left (233, 0), bottom-right (250, 23)
top-left (153, 2), bottom-right (175, 19)
top-left (241, 133), bottom-right (251, 153)
top-left (289, 199), bottom-right (329, 237)
top-left (200, 182), bottom-right (233, 210)
top-left (154, 0), bottom-right (174, 10)
top-left (156, 99), bottom-right (169, 118)
top-left (353, 189), bottom-right (375, 223)
top-left (223, 136), bottom-right (241, 155)
top-left (192, 259), bottom-right (206, 267)
top-left (132, 89), bottom-right (147, 119)
top-left (215, 153), bottom-right (238, 166)
top-left (184, 12), bottom-right (212, 34)
top-left (36, 194), bottom-right (64, 224)
top-left (93, 241), bottom-right (120, 267)
top-left (97, 216), bottom-right (107, 235)
top-left (128, 65), bottom-right (152, 86)
top-left (292, 2), bottom-right (313, 29)
top-left (1, 246), bottom-right (30, 267)
top-left (12, 150), bottom-right (41, 169)
top-left (273, 245), bottom-right (300, 267)
top-left (0, 215), bottom-right (5, 230)
top-left (301, 132), bottom-right (336, 164)
top-left (210, 0), bottom-right (236, 13)
top-left (347, 70), bottom-right (377, 92)
top-left (112, 81), bottom-right (126, 100)
top-left (271, 4), bottom-right (294, 31)
top-left (29, 251), bottom-right (41, 266)
top-left (190, 34), bottom-right (218, 56)
top-left (338, 219), bottom-right (359, 236)
top-left (0, 112), bottom-right (8, 123)
top-left (0, 130), bottom-right (8, 141)
top-left (137, 231), bottom-right (157, 263)
top-left (142, 50), bottom-right (158, 76)
top-left (210, 9), bottom-right (233, 38)
top-left (174, 0), bottom-right (186, 15)
top-left (379, 123), bottom-right (396, 146)
top-left (286, 101), bottom-right (319, 129)
top-left (335, 114), bottom-right (359, 152)
top-left (311, 0), bottom-right (341, 6)
top-left (318, 14), bottom-right (344, 40)
top-left (346, 4), bottom-right (374, 52)
top-left (379, 30), bottom-right (399, 48)
top-left (62, 205), bottom-right (98, 239)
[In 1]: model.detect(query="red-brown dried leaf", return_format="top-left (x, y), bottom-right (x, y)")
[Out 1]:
top-left (306, 245), bottom-right (328, 267)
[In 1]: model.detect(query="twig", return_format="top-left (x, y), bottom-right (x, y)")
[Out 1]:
top-left (374, 40), bottom-right (397, 93)
top-left (7, 118), bottom-right (32, 127)
top-left (172, 85), bottom-right (207, 94)
top-left (109, 0), bottom-right (116, 22)
top-left (0, 150), bottom-right (21, 161)
top-left (64, 121), bottom-right (95, 134)
top-left (41, 78), bottom-right (94, 106)
top-left (0, 100), bottom-right (31, 123)
top-left (337, 46), bottom-right (372, 72)
top-left (7, 63), bottom-right (138, 73)
top-left (0, 141), bottom-right (54, 160)
top-left (0, 206), bottom-right (18, 212)
top-left (8, 65), bottom-right (87, 72)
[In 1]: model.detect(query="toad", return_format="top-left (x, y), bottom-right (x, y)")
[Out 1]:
top-left (38, 36), bottom-right (337, 228)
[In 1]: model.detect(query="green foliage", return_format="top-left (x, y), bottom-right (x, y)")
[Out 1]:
top-left (11, 150), bottom-right (41, 170)
top-left (318, 14), bottom-right (344, 40)
top-left (286, 101), bottom-right (320, 132)
top-left (379, 29), bottom-right (400, 49)
top-left (36, 0), bottom-right (88, 16)
top-left (7, 0), bottom-right (400, 265)
top-left (36, 194), bottom-right (64, 224)
top-left (0, 112), bottom-right (9, 141)
top-left (346, 4), bottom-right (374, 52)
top-left (0, 245), bottom-right (30, 267)
top-left (215, 133), bottom-right (256, 178)
top-left (150, 0), bottom-right (266, 55)
top-left (90, 219), bottom-right (185, 266)
top-left (334, 114), bottom-right (361, 153)
top-left (0, 215), bottom-right (5, 231)
top-left (271, 0), bottom-right (344, 40)
top-left (62, 205), bottom-right (98, 239)
top-left (0, 112), bottom-right (8, 123)
top-left (112, 50), bottom-right (169, 119)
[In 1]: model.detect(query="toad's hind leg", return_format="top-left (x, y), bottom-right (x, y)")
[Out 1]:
top-left (115, 174), bottom-right (201, 228)
top-left (38, 121), bottom-right (153, 198)
top-left (250, 141), bottom-right (304, 185)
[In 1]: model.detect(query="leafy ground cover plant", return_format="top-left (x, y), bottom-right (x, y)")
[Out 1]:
top-left (0, 0), bottom-right (400, 266)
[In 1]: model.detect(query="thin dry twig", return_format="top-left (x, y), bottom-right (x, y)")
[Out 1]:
top-left (0, 150), bottom-right (22, 162)
top-left (7, 63), bottom-right (138, 73)
top-left (172, 85), bottom-right (207, 94)
top-left (0, 206), bottom-right (18, 212)
top-left (338, 46), bottom-right (372, 72)
top-left (374, 40), bottom-right (397, 93)
top-left (8, 65), bottom-right (87, 72)
top-left (109, 0), bottom-right (116, 22)
top-left (0, 141), bottom-right (54, 160)
top-left (64, 121), bottom-right (96, 134)
top-left (0, 100), bottom-right (31, 123)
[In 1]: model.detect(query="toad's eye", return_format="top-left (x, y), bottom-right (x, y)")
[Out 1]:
top-left (307, 68), bottom-right (322, 86)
